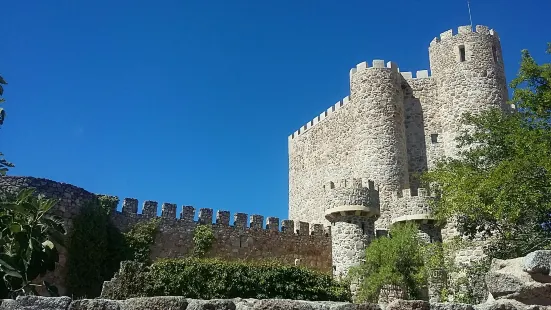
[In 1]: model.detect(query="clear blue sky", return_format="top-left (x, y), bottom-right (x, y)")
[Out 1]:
top-left (2, 0), bottom-right (550, 222)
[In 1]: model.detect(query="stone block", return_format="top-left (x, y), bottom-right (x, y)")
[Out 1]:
top-left (142, 201), bottom-right (158, 218)
top-left (387, 300), bottom-right (429, 310)
top-left (180, 205), bottom-right (195, 221)
top-left (199, 208), bottom-right (213, 224)
top-left (187, 299), bottom-right (236, 310)
top-left (68, 299), bottom-right (120, 310)
top-left (11, 296), bottom-right (72, 310)
top-left (161, 203), bottom-right (177, 219)
top-left (234, 213), bottom-right (248, 228)
top-left (121, 297), bottom-right (188, 310)
top-left (216, 210), bottom-right (230, 225)
top-left (122, 198), bottom-right (138, 215)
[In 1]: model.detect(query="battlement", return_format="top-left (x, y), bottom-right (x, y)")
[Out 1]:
top-left (288, 95), bottom-right (350, 141)
top-left (322, 177), bottom-right (377, 191)
top-left (117, 198), bottom-right (329, 236)
top-left (391, 188), bottom-right (437, 224)
top-left (349, 59), bottom-right (399, 78)
top-left (430, 25), bottom-right (499, 46)
top-left (323, 178), bottom-right (380, 221)
top-left (400, 70), bottom-right (431, 80)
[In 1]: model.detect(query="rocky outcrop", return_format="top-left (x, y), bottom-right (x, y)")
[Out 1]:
top-left (485, 250), bottom-right (551, 306)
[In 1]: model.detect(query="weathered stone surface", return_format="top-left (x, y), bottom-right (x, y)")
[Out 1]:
top-left (187, 299), bottom-right (236, 310)
top-left (68, 299), bottom-right (121, 310)
top-left (15, 296), bottom-right (73, 310)
top-left (486, 252), bottom-right (551, 306)
top-left (122, 296), bottom-right (188, 310)
top-left (386, 299), bottom-right (430, 310)
top-left (523, 251), bottom-right (551, 275)
top-left (0, 296), bottom-right (73, 310)
top-left (430, 303), bottom-right (474, 310)
top-left (474, 299), bottom-right (534, 310)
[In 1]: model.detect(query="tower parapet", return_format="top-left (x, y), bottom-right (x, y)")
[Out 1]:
top-left (324, 178), bottom-right (379, 279)
top-left (390, 188), bottom-right (437, 224)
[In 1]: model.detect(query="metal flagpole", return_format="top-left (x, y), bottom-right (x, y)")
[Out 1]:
top-left (467, 0), bottom-right (473, 29)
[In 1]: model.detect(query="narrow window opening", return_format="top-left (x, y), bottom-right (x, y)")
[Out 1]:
top-left (361, 222), bottom-right (365, 234)
top-left (492, 45), bottom-right (498, 63)
top-left (431, 133), bottom-right (439, 144)
top-left (459, 45), bottom-right (466, 62)
top-left (239, 236), bottom-right (244, 248)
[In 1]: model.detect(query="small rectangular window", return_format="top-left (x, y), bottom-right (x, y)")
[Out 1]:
top-left (459, 45), bottom-right (466, 62)
top-left (492, 45), bottom-right (498, 63)
top-left (431, 133), bottom-right (438, 144)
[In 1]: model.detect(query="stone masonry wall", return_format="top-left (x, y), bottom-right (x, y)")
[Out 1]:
top-left (111, 198), bottom-right (331, 273)
top-left (289, 60), bottom-right (409, 230)
top-left (0, 176), bottom-right (332, 297)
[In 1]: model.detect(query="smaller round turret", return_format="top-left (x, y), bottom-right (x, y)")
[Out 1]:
top-left (324, 178), bottom-right (379, 278)
top-left (390, 188), bottom-right (441, 243)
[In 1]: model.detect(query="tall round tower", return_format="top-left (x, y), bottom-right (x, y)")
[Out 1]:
top-left (429, 25), bottom-right (509, 158)
top-left (348, 60), bottom-right (410, 229)
top-left (324, 178), bottom-right (379, 278)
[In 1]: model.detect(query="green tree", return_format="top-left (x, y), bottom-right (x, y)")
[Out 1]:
top-left (0, 189), bottom-right (65, 297)
top-left (348, 222), bottom-right (427, 303)
top-left (424, 44), bottom-right (551, 259)
top-left (0, 74), bottom-right (14, 175)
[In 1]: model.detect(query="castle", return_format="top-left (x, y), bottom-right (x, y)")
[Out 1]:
top-left (288, 24), bottom-right (508, 277)
top-left (0, 25), bottom-right (509, 296)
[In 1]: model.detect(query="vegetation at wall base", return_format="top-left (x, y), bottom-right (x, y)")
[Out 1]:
top-left (348, 222), bottom-right (427, 303)
top-left (103, 258), bottom-right (351, 302)
top-left (0, 189), bottom-right (65, 298)
top-left (66, 196), bottom-right (159, 298)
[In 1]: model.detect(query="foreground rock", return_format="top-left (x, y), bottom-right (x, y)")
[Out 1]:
top-left (486, 250), bottom-right (551, 306)
top-left (0, 296), bottom-right (380, 310)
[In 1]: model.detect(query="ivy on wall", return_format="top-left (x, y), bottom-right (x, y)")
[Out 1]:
top-left (192, 224), bottom-right (215, 257)
top-left (66, 196), bottom-right (159, 298)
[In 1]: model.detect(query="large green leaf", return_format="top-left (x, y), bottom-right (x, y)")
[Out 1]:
top-left (9, 224), bottom-right (21, 233)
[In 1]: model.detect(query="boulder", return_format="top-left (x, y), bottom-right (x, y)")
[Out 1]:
top-left (523, 251), bottom-right (551, 275)
top-left (486, 251), bottom-right (551, 306)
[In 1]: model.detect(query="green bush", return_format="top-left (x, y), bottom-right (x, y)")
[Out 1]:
top-left (66, 198), bottom-right (125, 298)
top-left (66, 196), bottom-right (159, 298)
top-left (348, 222), bottom-right (427, 303)
top-left (104, 258), bottom-right (350, 301)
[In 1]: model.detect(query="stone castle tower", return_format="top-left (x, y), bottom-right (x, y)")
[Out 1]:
top-left (288, 25), bottom-right (509, 276)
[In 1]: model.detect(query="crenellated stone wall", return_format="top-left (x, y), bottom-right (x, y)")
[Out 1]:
top-left (0, 175), bottom-right (332, 297)
top-left (111, 198), bottom-right (331, 272)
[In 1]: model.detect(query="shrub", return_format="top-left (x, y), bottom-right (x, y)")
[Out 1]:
top-left (103, 258), bottom-right (351, 301)
top-left (66, 196), bottom-right (159, 298)
top-left (348, 222), bottom-right (427, 303)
